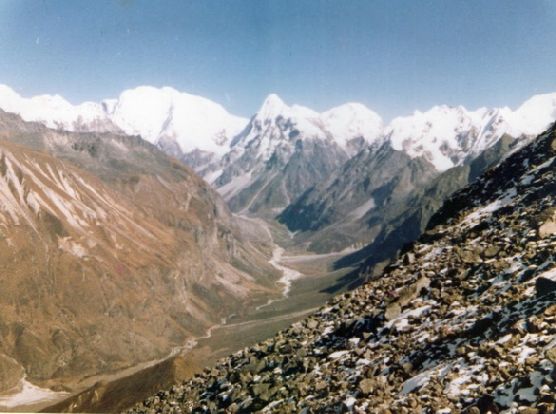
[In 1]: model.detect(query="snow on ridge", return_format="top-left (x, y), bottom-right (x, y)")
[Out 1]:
top-left (106, 85), bottom-right (248, 155)
top-left (228, 92), bottom-right (556, 172)
top-left (321, 102), bottom-right (384, 149)
top-left (0, 84), bottom-right (248, 157)
top-left (386, 94), bottom-right (556, 171)
top-left (508, 92), bottom-right (556, 136)
top-left (1, 83), bottom-right (556, 172)
top-left (239, 93), bottom-right (384, 154)
top-left (102, 86), bottom-right (250, 156)
top-left (0, 84), bottom-right (110, 131)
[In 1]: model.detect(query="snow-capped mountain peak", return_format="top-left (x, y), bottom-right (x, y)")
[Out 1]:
top-left (0, 84), bottom-right (248, 157)
top-left (253, 94), bottom-right (319, 124)
top-left (105, 86), bottom-right (248, 155)
top-left (214, 96), bottom-right (386, 213)
top-left (256, 93), bottom-right (288, 117)
top-left (233, 94), bottom-right (326, 159)
top-left (107, 86), bottom-right (176, 143)
top-left (1, 83), bottom-right (555, 178)
top-left (321, 102), bottom-right (384, 149)
top-left (509, 92), bottom-right (556, 135)
top-left (242, 94), bottom-right (383, 154)
top-left (0, 84), bottom-right (117, 132)
top-left (387, 105), bottom-right (473, 170)
top-left (386, 95), bottom-right (556, 171)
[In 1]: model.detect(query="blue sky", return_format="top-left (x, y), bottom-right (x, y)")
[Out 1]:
top-left (0, 0), bottom-right (555, 119)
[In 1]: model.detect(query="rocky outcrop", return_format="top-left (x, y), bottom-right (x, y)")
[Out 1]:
top-left (129, 123), bottom-right (556, 413)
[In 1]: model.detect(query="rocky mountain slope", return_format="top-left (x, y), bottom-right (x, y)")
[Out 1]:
top-left (279, 134), bottom-right (519, 263)
top-left (129, 122), bottom-right (556, 413)
top-left (342, 135), bottom-right (519, 274)
top-left (0, 111), bottom-right (279, 396)
top-left (279, 141), bottom-right (439, 253)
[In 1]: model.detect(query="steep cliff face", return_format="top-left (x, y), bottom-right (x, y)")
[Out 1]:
top-left (130, 123), bottom-right (556, 413)
top-left (334, 134), bottom-right (520, 273)
top-left (0, 111), bottom-right (278, 394)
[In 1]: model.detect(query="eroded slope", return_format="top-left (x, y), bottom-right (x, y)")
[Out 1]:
top-left (0, 112), bottom-right (278, 395)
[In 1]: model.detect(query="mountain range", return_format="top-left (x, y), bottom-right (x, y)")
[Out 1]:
top-left (2, 84), bottom-right (556, 262)
top-left (0, 85), bottom-right (246, 159)
top-left (2, 85), bottom-right (555, 214)
top-left (2, 85), bottom-right (556, 260)
top-left (2, 84), bottom-right (554, 180)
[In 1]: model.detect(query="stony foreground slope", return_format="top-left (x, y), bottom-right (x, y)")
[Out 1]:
top-left (130, 123), bottom-right (556, 413)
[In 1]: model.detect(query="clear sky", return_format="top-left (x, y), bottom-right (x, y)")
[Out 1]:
top-left (1, 0), bottom-right (555, 120)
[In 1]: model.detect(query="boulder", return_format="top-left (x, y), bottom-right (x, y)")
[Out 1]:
top-left (545, 348), bottom-right (556, 364)
top-left (384, 302), bottom-right (401, 321)
top-left (482, 245), bottom-right (500, 258)
top-left (538, 220), bottom-right (556, 238)
top-left (359, 378), bottom-right (375, 395)
top-left (535, 277), bottom-right (556, 297)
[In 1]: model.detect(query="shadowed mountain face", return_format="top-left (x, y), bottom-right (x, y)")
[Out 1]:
top-left (278, 143), bottom-right (438, 251)
top-left (333, 134), bottom-right (521, 273)
top-left (0, 111), bottom-right (278, 393)
top-left (217, 136), bottom-right (350, 216)
top-left (129, 122), bottom-right (556, 414)
top-left (279, 133), bottom-right (522, 286)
